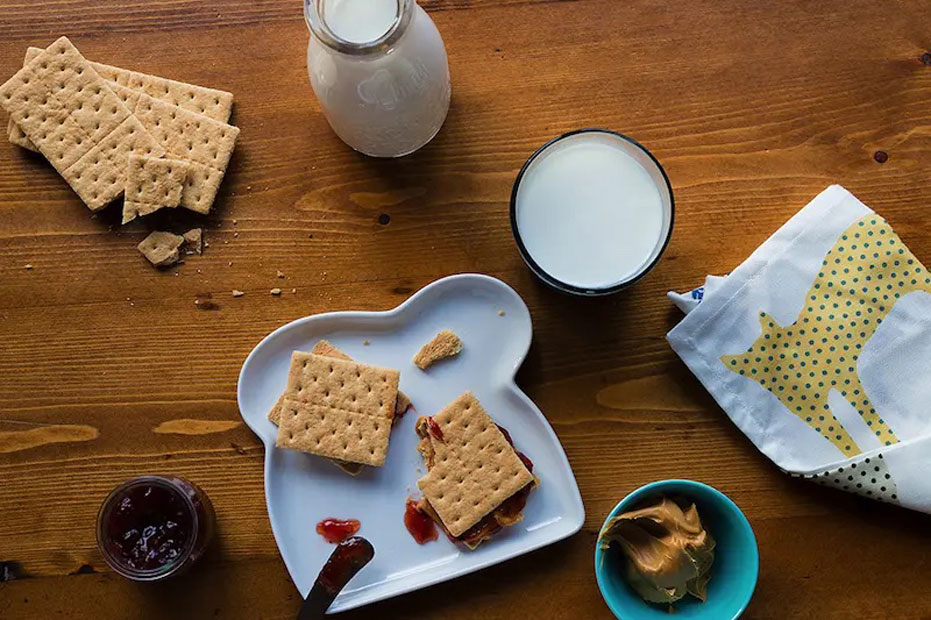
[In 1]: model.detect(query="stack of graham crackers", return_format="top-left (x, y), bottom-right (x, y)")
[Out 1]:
top-left (0, 36), bottom-right (239, 231)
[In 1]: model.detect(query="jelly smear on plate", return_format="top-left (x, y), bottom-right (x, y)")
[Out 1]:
top-left (404, 499), bottom-right (438, 544)
top-left (316, 518), bottom-right (361, 544)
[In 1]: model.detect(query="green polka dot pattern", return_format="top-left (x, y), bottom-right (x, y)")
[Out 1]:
top-left (721, 215), bottom-right (927, 457)
top-left (788, 453), bottom-right (898, 504)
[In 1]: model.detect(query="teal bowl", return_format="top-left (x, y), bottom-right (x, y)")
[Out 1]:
top-left (594, 480), bottom-right (758, 620)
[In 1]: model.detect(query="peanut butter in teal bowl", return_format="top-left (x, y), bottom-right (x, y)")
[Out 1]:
top-left (594, 480), bottom-right (758, 619)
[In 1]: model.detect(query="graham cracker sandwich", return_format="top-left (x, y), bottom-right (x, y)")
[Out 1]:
top-left (268, 341), bottom-right (411, 475)
top-left (413, 392), bottom-right (538, 549)
top-left (274, 350), bottom-right (402, 472)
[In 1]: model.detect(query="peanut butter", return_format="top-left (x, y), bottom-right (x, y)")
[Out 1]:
top-left (598, 496), bottom-right (715, 604)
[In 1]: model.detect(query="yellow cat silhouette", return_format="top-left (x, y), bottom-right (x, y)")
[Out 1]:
top-left (722, 215), bottom-right (931, 457)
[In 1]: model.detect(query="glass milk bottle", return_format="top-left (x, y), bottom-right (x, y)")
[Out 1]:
top-left (304, 0), bottom-right (451, 158)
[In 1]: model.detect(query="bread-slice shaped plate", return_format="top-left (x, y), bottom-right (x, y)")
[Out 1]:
top-left (237, 273), bottom-right (585, 613)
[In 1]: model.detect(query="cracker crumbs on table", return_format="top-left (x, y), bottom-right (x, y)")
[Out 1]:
top-left (498, 310), bottom-right (506, 316)
top-left (232, 290), bottom-right (245, 297)
top-left (24, 264), bottom-right (33, 270)
top-left (270, 288), bottom-right (282, 296)
top-left (277, 270), bottom-right (285, 278)
top-left (182, 228), bottom-right (203, 255)
top-left (413, 329), bottom-right (463, 370)
top-left (138, 231), bottom-right (185, 268)
top-left (363, 340), bottom-right (371, 346)
top-left (291, 288), bottom-right (297, 294)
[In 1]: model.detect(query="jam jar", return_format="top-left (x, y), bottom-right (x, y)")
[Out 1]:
top-left (96, 475), bottom-right (215, 582)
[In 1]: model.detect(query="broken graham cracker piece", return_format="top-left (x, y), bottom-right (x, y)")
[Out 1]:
top-left (182, 228), bottom-right (202, 254)
top-left (413, 329), bottom-right (463, 370)
top-left (268, 340), bottom-right (411, 425)
top-left (137, 231), bottom-right (184, 267)
top-left (0, 37), bottom-right (165, 210)
top-left (276, 353), bottom-right (400, 467)
top-left (122, 155), bottom-right (190, 224)
top-left (416, 392), bottom-right (535, 543)
top-left (109, 82), bottom-right (239, 215)
top-left (9, 46), bottom-right (234, 152)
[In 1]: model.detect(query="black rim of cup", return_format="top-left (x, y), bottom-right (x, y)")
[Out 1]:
top-left (509, 128), bottom-right (675, 297)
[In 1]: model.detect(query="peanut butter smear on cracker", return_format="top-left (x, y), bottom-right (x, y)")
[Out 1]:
top-left (598, 497), bottom-right (715, 604)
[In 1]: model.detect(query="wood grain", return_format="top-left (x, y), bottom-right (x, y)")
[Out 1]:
top-left (1, 0), bottom-right (931, 618)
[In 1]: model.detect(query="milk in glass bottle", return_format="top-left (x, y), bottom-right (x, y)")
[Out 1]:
top-left (304, 0), bottom-right (451, 158)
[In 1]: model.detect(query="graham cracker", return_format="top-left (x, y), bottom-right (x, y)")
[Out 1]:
top-left (9, 46), bottom-right (234, 152)
top-left (7, 49), bottom-right (40, 151)
top-left (268, 340), bottom-right (410, 424)
top-left (109, 82), bottom-right (239, 214)
top-left (413, 329), bottom-right (463, 370)
top-left (137, 230), bottom-right (184, 267)
top-left (275, 353), bottom-right (399, 467)
top-left (416, 392), bottom-right (533, 537)
top-left (0, 37), bottom-right (164, 210)
top-left (122, 154), bottom-right (190, 224)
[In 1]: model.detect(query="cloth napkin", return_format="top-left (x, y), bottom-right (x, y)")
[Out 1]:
top-left (667, 185), bottom-right (931, 513)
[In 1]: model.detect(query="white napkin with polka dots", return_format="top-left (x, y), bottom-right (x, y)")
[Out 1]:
top-left (667, 185), bottom-right (931, 512)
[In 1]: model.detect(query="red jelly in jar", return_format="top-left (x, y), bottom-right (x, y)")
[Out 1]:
top-left (96, 475), bottom-right (215, 582)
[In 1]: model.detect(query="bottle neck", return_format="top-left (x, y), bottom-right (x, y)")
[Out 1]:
top-left (305, 0), bottom-right (414, 56)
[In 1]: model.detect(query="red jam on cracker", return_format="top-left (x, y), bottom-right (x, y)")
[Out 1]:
top-left (427, 416), bottom-right (444, 442)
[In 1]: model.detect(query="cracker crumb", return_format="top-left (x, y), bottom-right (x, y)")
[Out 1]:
top-left (233, 232), bottom-right (239, 238)
top-left (498, 310), bottom-right (506, 316)
top-left (24, 264), bottom-right (33, 270)
top-left (232, 219), bottom-right (238, 225)
top-left (413, 330), bottom-right (463, 370)
top-left (363, 340), bottom-right (371, 346)
top-left (291, 288), bottom-right (296, 294)
top-left (277, 270), bottom-right (285, 279)
top-left (270, 288), bottom-right (282, 296)
top-left (228, 261), bottom-right (233, 267)
top-left (138, 231), bottom-right (185, 268)
top-left (232, 290), bottom-right (245, 297)
top-left (182, 228), bottom-right (203, 255)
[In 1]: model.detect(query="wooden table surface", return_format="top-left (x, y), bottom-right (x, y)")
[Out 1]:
top-left (1, 1), bottom-right (930, 618)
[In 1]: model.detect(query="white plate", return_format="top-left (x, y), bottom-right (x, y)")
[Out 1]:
top-left (237, 274), bottom-right (585, 613)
